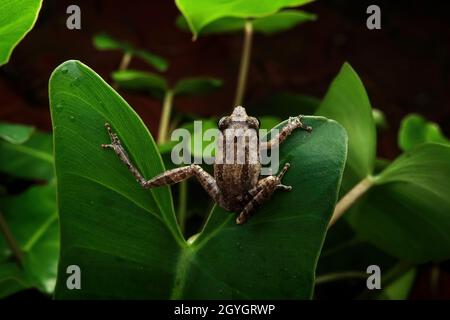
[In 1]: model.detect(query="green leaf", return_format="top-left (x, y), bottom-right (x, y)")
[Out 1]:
top-left (0, 122), bottom-right (34, 144)
top-left (175, 0), bottom-right (314, 38)
top-left (348, 143), bottom-right (450, 263)
top-left (0, 183), bottom-right (58, 295)
top-left (112, 70), bottom-right (168, 99)
top-left (316, 63), bottom-right (376, 192)
top-left (173, 77), bottom-right (222, 97)
top-left (50, 61), bottom-right (347, 298)
top-left (176, 10), bottom-right (316, 35)
top-left (0, 263), bottom-right (32, 298)
top-left (133, 50), bottom-right (169, 72)
top-left (0, 131), bottom-right (53, 180)
top-left (378, 269), bottom-right (416, 300)
top-left (0, 0), bottom-right (42, 65)
top-left (253, 10), bottom-right (317, 35)
top-left (398, 114), bottom-right (448, 151)
top-left (93, 33), bottom-right (168, 72)
top-left (93, 33), bottom-right (133, 51)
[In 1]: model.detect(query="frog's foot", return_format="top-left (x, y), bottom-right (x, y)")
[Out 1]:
top-left (289, 115), bottom-right (312, 133)
top-left (101, 122), bottom-right (122, 149)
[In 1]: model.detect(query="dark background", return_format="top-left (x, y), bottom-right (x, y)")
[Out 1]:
top-left (1, 0), bottom-right (449, 299)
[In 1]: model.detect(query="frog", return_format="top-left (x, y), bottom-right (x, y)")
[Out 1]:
top-left (101, 106), bottom-right (312, 224)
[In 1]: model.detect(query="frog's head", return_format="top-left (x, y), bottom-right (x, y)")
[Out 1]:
top-left (218, 106), bottom-right (259, 131)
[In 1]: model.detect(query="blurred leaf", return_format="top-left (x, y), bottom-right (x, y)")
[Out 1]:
top-left (0, 263), bottom-right (31, 298)
top-left (372, 109), bottom-right (388, 130)
top-left (398, 114), bottom-right (448, 151)
top-left (112, 70), bottom-right (168, 99)
top-left (0, 122), bottom-right (35, 144)
top-left (93, 33), bottom-right (133, 51)
top-left (374, 157), bottom-right (390, 174)
top-left (176, 10), bottom-right (316, 35)
top-left (93, 33), bottom-right (168, 72)
top-left (133, 50), bottom-right (169, 72)
top-left (50, 60), bottom-right (347, 298)
top-left (253, 10), bottom-right (316, 34)
top-left (316, 63), bottom-right (376, 192)
top-left (173, 77), bottom-right (222, 97)
top-left (378, 269), bottom-right (416, 300)
top-left (349, 143), bottom-right (450, 263)
top-left (175, 0), bottom-right (314, 38)
top-left (0, 0), bottom-right (42, 65)
top-left (0, 131), bottom-right (53, 180)
top-left (251, 92), bottom-right (320, 118)
top-left (0, 183), bottom-right (58, 296)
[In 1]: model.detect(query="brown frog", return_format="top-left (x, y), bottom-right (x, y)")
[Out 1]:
top-left (102, 106), bottom-right (311, 224)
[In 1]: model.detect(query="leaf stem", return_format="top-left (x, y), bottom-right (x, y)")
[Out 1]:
top-left (233, 20), bottom-right (253, 107)
top-left (113, 52), bottom-right (133, 90)
top-left (177, 180), bottom-right (188, 234)
top-left (119, 52), bottom-right (133, 71)
top-left (0, 211), bottom-right (24, 267)
top-left (328, 177), bottom-right (374, 227)
top-left (158, 90), bottom-right (174, 144)
top-left (315, 271), bottom-right (368, 285)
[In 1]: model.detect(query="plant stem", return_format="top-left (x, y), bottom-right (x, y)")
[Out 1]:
top-left (315, 271), bottom-right (368, 285)
top-left (157, 90), bottom-right (174, 144)
top-left (0, 211), bottom-right (24, 267)
top-left (233, 20), bottom-right (253, 107)
top-left (328, 177), bottom-right (374, 227)
top-left (177, 180), bottom-right (188, 235)
top-left (119, 52), bottom-right (133, 71)
top-left (113, 52), bottom-right (133, 90)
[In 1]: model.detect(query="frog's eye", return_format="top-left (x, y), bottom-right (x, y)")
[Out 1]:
top-left (248, 117), bottom-right (260, 129)
top-left (218, 117), bottom-right (229, 130)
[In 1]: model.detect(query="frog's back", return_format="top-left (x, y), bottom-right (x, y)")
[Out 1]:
top-left (214, 163), bottom-right (260, 211)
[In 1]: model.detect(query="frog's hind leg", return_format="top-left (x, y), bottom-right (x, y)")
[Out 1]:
top-left (101, 123), bottom-right (223, 204)
top-left (236, 163), bottom-right (292, 225)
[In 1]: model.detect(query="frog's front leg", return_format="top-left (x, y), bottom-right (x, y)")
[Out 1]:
top-left (101, 123), bottom-right (222, 204)
top-left (260, 115), bottom-right (312, 150)
top-left (236, 163), bottom-right (292, 225)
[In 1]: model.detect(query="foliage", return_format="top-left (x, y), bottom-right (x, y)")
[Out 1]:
top-left (175, 0), bottom-right (315, 38)
top-left (0, 0), bottom-right (42, 65)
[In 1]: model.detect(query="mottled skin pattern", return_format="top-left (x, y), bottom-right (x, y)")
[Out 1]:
top-left (102, 106), bottom-right (312, 224)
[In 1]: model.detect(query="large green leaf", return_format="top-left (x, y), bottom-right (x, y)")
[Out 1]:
top-left (175, 0), bottom-right (314, 38)
top-left (176, 10), bottom-right (316, 35)
top-left (50, 60), bottom-right (346, 299)
top-left (0, 183), bottom-right (58, 296)
top-left (398, 114), bottom-right (448, 151)
top-left (93, 33), bottom-right (168, 72)
top-left (316, 63), bottom-right (376, 192)
top-left (0, 122), bottom-right (34, 144)
top-left (0, 131), bottom-right (53, 180)
top-left (0, 0), bottom-right (42, 65)
top-left (348, 143), bottom-right (450, 263)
